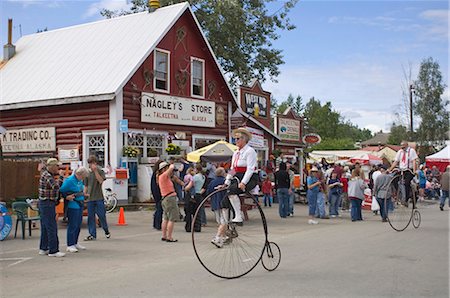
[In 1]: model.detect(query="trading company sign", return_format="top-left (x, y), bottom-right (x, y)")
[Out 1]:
top-left (278, 118), bottom-right (300, 141)
top-left (1, 127), bottom-right (56, 152)
top-left (303, 133), bottom-right (321, 145)
top-left (141, 93), bottom-right (215, 128)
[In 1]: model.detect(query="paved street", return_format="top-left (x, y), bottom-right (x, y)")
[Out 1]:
top-left (1, 202), bottom-right (448, 297)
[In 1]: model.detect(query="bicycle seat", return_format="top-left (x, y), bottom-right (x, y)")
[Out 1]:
top-left (105, 188), bottom-right (112, 192)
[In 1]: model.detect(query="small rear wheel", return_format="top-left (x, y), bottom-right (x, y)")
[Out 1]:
top-left (261, 241), bottom-right (281, 271)
top-left (412, 209), bottom-right (421, 229)
top-left (104, 194), bottom-right (118, 213)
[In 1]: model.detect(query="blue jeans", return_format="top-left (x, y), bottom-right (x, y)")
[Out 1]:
top-left (377, 197), bottom-right (390, 220)
top-left (315, 192), bottom-right (326, 218)
top-left (263, 194), bottom-right (272, 206)
top-left (440, 190), bottom-right (449, 207)
top-left (307, 191), bottom-right (318, 216)
top-left (277, 188), bottom-right (290, 218)
top-left (38, 200), bottom-right (59, 254)
top-left (289, 188), bottom-right (295, 215)
top-left (87, 200), bottom-right (109, 238)
top-left (67, 207), bottom-right (83, 246)
top-left (351, 199), bottom-right (363, 221)
top-left (329, 192), bottom-right (341, 216)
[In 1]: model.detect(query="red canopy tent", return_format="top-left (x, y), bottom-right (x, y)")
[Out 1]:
top-left (349, 153), bottom-right (383, 166)
top-left (426, 145), bottom-right (450, 172)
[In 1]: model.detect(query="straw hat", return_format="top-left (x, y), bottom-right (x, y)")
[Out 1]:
top-left (46, 158), bottom-right (61, 166)
top-left (158, 161), bottom-right (169, 171)
top-left (232, 127), bottom-right (252, 140)
top-left (310, 166), bottom-right (319, 172)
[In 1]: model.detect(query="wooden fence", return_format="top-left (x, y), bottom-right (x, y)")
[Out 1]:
top-left (0, 160), bottom-right (40, 204)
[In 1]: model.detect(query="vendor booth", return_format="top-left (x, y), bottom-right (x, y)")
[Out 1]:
top-left (426, 143), bottom-right (450, 172)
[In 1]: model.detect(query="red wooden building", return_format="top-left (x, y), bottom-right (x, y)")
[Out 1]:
top-left (1, 3), bottom-right (240, 169)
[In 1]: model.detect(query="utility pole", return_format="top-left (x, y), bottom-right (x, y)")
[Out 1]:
top-left (409, 84), bottom-right (414, 138)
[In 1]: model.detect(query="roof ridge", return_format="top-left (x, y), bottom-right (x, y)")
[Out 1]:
top-left (17, 2), bottom-right (188, 41)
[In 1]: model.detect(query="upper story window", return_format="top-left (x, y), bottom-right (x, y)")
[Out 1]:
top-left (154, 49), bottom-right (170, 93)
top-left (191, 57), bottom-right (205, 98)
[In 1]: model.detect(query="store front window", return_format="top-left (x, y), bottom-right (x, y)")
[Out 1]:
top-left (125, 133), bottom-right (165, 159)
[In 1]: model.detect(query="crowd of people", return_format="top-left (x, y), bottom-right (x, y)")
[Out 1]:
top-left (36, 136), bottom-right (449, 256)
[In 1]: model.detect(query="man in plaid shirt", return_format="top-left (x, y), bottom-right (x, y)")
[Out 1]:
top-left (38, 158), bottom-right (65, 257)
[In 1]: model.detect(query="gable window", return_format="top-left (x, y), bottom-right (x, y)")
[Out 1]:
top-left (154, 49), bottom-right (170, 92)
top-left (191, 57), bottom-right (205, 98)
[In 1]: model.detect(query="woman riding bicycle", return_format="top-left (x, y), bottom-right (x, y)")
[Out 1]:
top-left (210, 127), bottom-right (258, 247)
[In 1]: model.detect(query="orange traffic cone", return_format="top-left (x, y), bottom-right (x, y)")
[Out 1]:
top-left (116, 207), bottom-right (127, 226)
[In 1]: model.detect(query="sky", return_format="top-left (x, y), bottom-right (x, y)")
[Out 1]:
top-left (1, 0), bottom-right (448, 134)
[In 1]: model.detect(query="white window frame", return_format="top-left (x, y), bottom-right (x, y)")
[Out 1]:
top-left (82, 130), bottom-right (109, 168)
top-left (192, 134), bottom-right (225, 150)
top-left (153, 48), bottom-right (170, 94)
top-left (124, 130), bottom-right (168, 158)
top-left (190, 57), bottom-right (205, 99)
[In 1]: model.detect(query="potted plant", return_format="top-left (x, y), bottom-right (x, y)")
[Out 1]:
top-left (123, 146), bottom-right (140, 158)
top-left (165, 143), bottom-right (181, 155)
top-left (147, 148), bottom-right (158, 157)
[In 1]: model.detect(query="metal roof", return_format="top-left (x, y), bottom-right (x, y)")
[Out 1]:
top-left (0, 2), bottom-right (189, 110)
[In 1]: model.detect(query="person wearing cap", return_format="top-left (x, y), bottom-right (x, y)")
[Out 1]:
top-left (223, 127), bottom-right (259, 225)
top-left (60, 166), bottom-right (90, 253)
top-left (83, 156), bottom-right (111, 241)
top-left (157, 161), bottom-right (179, 242)
top-left (373, 164), bottom-right (391, 222)
top-left (306, 167), bottom-right (320, 225)
top-left (38, 158), bottom-right (66, 257)
top-left (150, 160), bottom-right (164, 230)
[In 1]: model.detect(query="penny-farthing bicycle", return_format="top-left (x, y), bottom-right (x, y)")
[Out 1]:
top-left (385, 169), bottom-right (421, 231)
top-left (191, 180), bottom-right (281, 279)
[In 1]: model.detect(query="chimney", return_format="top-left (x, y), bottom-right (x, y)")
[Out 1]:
top-left (3, 19), bottom-right (16, 61)
top-left (148, 0), bottom-right (160, 12)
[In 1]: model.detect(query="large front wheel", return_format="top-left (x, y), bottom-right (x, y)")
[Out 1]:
top-left (386, 178), bottom-right (414, 232)
top-left (192, 191), bottom-right (267, 279)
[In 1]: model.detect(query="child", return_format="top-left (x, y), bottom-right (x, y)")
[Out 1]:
top-left (262, 176), bottom-right (273, 207)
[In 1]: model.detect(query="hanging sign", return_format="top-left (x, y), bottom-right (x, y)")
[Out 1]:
top-left (302, 133), bottom-right (321, 145)
top-left (245, 127), bottom-right (265, 148)
top-left (1, 127), bottom-right (56, 152)
top-left (278, 118), bottom-right (300, 141)
top-left (141, 93), bottom-right (215, 127)
top-left (58, 148), bottom-right (80, 163)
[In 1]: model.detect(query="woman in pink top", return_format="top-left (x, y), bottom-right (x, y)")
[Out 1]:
top-left (157, 162), bottom-right (179, 243)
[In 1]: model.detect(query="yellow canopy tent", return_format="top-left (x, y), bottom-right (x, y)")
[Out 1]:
top-left (187, 141), bottom-right (237, 163)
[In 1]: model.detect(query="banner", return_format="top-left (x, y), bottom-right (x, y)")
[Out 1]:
top-left (141, 93), bottom-right (215, 128)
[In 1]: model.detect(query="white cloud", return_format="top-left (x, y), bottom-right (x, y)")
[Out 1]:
top-left (264, 62), bottom-right (404, 133)
top-left (84, 0), bottom-right (131, 18)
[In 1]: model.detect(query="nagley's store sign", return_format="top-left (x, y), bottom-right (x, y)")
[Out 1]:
top-left (1, 127), bottom-right (56, 152)
top-left (141, 93), bottom-right (215, 128)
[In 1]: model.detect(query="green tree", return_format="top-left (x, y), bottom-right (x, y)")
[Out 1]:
top-left (311, 138), bottom-right (355, 150)
top-left (101, 0), bottom-right (298, 88)
top-left (388, 123), bottom-right (409, 145)
top-left (285, 94), bottom-right (305, 115)
top-left (414, 57), bottom-right (449, 146)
